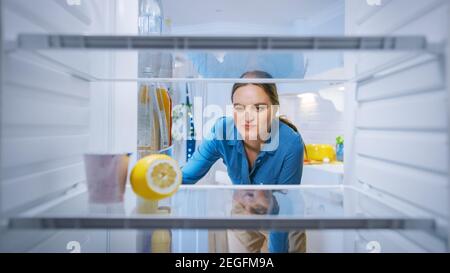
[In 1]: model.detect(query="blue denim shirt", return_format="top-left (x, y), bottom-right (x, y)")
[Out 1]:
top-left (182, 116), bottom-right (303, 185)
top-left (181, 117), bottom-right (304, 253)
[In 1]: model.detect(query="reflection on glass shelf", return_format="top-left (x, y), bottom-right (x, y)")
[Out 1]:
top-left (8, 185), bottom-right (436, 234)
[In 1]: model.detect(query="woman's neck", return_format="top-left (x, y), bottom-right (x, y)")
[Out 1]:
top-left (243, 140), bottom-right (262, 153)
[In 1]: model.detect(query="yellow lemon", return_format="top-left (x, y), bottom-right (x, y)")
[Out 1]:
top-left (130, 154), bottom-right (182, 200)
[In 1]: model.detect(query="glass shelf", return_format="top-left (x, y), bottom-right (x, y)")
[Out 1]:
top-left (12, 34), bottom-right (429, 51)
top-left (5, 34), bottom-right (441, 85)
top-left (8, 185), bottom-right (437, 234)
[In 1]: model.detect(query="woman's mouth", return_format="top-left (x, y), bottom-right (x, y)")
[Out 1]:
top-left (244, 124), bottom-right (255, 130)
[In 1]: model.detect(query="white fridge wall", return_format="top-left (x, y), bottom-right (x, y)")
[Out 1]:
top-left (107, 0), bottom-right (138, 155)
top-left (0, 0), bottom-right (120, 252)
top-left (447, 5), bottom-right (450, 252)
top-left (344, 0), bottom-right (449, 252)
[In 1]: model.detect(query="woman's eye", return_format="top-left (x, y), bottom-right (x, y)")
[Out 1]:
top-left (234, 105), bottom-right (245, 112)
top-left (233, 105), bottom-right (268, 112)
top-left (256, 105), bottom-right (268, 112)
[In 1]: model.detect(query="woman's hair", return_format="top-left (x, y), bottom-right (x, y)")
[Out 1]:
top-left (231, 70), bottom-right (299, 133)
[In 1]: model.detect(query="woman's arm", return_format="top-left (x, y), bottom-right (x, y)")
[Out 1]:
top-left (278, 135), bottom-right (304, 185)
top-left (181, 126), bottom-right (222, 184)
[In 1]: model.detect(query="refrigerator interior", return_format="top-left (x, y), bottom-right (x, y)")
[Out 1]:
top-left (0, 0), bottom-right (449, 253)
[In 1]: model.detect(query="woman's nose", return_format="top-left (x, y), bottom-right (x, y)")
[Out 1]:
top-left (244, 108), bottom-right (256, 122)
top-left (244, 112), bottom-right (255, 123)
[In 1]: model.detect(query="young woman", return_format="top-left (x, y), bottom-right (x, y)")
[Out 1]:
top-left (181, 70), bottom-right (306, 253)
top-left (182, 70), bottom-right (304, 185)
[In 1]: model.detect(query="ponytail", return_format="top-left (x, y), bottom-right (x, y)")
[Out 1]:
top-left (279, 115), bottom-right (298, 133)
top-left (279, 115), bottom-right (307, 159)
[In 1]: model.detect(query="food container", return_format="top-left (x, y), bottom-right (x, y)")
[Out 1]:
top-left (83, 153), bottom-right (130, 204)
top-left (304, 144), bottom-right (336, 163)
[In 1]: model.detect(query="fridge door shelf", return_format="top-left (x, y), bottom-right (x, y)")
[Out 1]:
top-left (7, 185), bottom-right (439, 236)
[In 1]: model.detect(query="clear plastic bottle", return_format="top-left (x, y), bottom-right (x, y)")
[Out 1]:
top-left (137, 0), bottom-right (172, 159)
top-left (137, 67), bottom-right (160, 159)
top-left (138, 0), bottom-right (163, 35)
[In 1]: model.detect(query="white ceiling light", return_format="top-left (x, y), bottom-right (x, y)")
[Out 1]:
top-left (297, 93), bottom-right (317, 102)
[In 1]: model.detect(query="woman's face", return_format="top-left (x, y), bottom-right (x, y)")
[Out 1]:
top-left (232, 84), bottom-right (274, 142)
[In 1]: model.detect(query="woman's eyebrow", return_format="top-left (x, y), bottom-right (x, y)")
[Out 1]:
top-left (233, 103), bottom-right (268, 106)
